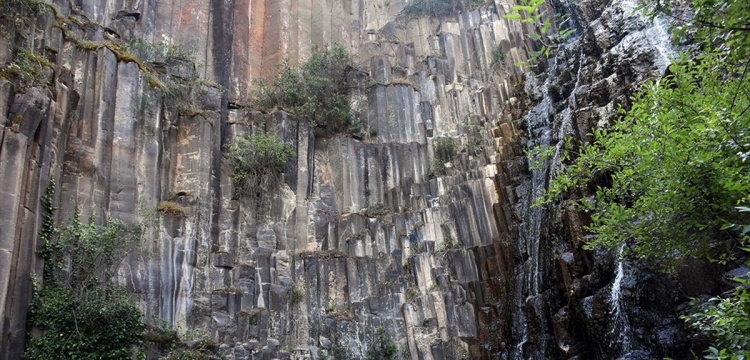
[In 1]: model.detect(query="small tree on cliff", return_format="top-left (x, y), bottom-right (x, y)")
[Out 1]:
top-left (228, 132), bottom-right (296, 197)
top-left (252, 45), bottom-right (355, 135)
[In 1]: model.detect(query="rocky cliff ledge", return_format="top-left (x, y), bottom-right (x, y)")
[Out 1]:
top-left (0, 0), bottom-right (707, 359)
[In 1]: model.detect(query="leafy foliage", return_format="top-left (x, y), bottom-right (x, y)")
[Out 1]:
top-left (0, 0), bottom-right (49, 23)
top-left (27, 201), bottom-right (144, 359)
top-left (404, 0), bottom-right (458, 16)
top-left (537, 0), bottom-right (750, 357)
top-left (504, 0), bottom-right (574, 66)
top-left (289, 283), bottom-right (305, 306)
top-left (366, 327), bottom-right (399, 360)
top-left (0, 48), bottom-right (54, 91)
top-left (228, 132), bottom-right (296, 196)
top-left (540, 52), bottom-right (750, 267)
top-left (435, 136), bottom-right (458, 162)
top-left (125, 38), bottom-right (193, 63)
top-left (403, 0), bottom-right (484, 17)
top-left (252, 45), bottom-right (355, 134)
top-left (644, 0), bottom-right (750, 61)
top-left (684, 276), bottom-right (750, 359)
top-left (37, 180), bottom-right (58, 282)
top-left (491, 44), bottom-right (506, 69)
top-left (429, 136), bottom-right (459, 177)
top-left (26, 286), bottom-right (144, 360)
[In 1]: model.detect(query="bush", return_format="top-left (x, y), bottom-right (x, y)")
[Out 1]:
top-left (126, 38), bottom-right (193, 63)
top-left (26, 286), bottom-right (144, 360)
top-left (404, 0), bottom-right (460, 16)
top-left (683, 280), bottom-right (750, 359)
top-left (252, 45), bottom-right (355, 134)
top-left (540, 52), bottom-right (750, 269)
top-left (491, 44), bottom-right (506, 68)
top-left (403, 0), bottom-right (483, 17)
top-left (27, 200), bottom-right (145, 359)
top-left (0, 0), bottom-right (49, 23)
top-left (228, 132), bottom-right (296, 196)
top-left (434, 136), bottom-right (458, 162)
top-left (289, 283), bottom-right (305, 306)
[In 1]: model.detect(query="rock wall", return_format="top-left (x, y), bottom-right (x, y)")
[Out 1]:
top-left (490, 0), bottom-right (713, 358)
top-left (0, 0), bottom-right (713, 359)
top-left (0, 0), bottom-right (538, 358)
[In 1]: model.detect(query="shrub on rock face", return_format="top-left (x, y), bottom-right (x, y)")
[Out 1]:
top-left (27, 196), bottom-right (145, 360)
top-left (434, 136), bottom-right (458, 162)
top-left (252, 45), bottom-right (355, 135)
top-left (26, 285), bottom-right (145, 360)
top-left (228, 132), bottom-right (296, 196)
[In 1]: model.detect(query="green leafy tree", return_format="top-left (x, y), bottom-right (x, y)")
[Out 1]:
top-left (252, 45), bottom-right (355, 134)
top-left (504, 0), bottom-right (574, 66)
top-left (541, 52), bottom-right (750, 267)
top-left (684, 276), bottom-right (750, 360)
top-left (644, 0), bottom-right (750, 61)
top-left (366, 327), bottom-right (399, 360)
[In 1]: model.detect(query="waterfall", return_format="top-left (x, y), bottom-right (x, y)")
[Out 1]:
top-left (610, 243), bottom-right (633, 354)
top-left (511, 55), bottom-right (556, 359)
top-left (512, 43), bottom-right (587, 359)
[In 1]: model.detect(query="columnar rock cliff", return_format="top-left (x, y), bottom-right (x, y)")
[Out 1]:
top-left (0, 0), bottom-right (706, 359)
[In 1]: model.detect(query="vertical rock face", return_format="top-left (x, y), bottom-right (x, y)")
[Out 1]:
top-left (0, 0), bottom-right (703, 359)
top-left (0, 1), bottom-right (535, 358)
top-left (495, 0), bottom-right (701, 359)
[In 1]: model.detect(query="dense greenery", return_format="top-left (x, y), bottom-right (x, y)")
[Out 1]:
top-left (491, 44), bottom-right (506, 69)
top-left (252, 45), bottom-right (355, 133)
top-left (228, 132), bottom-right (296, 196)
top-left (648, 0), bottom-right (750, 61)
top-left (541, 53), bottom-right (750, 266)
top-left (0, 0), bottom-right (48, 23)
top-left (504, 0), bottom-right (574, 66)
top-left (434, 136), bottom-right (458, 162)
top-left (429, 136), bottom-right (459, 177)
top-left (683, 277), bottom-right (750, 360)
top-left (27, 191), bottom-right (144, 359)
top-left (27, 285), bottom-right (145, 360)
top-left (0, 48), bottom-right (54, 91)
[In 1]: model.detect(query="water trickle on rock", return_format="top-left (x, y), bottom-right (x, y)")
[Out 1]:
top-left (610, 243), bottom-right (633, 354)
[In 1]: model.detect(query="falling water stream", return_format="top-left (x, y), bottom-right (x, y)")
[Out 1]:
top-left (512, 42), bottom-right (587, 359)
top-left (610, 243), bottom-right (633, 354)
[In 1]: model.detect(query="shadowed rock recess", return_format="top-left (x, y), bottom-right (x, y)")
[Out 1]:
top-left (0, 0), bottom-right (708, 359)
